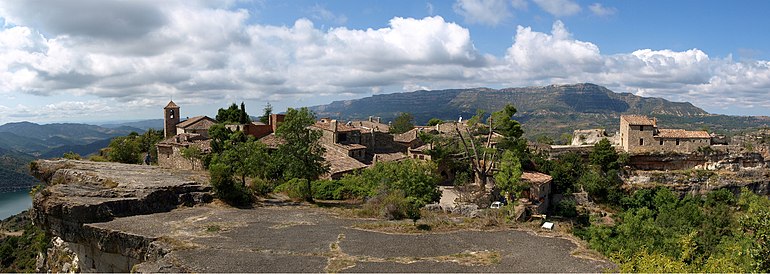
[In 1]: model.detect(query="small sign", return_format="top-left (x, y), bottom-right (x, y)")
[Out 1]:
top-left (541, 222), bottom-right (554, 230)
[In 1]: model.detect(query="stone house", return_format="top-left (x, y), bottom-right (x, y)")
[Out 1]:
top-left (619, 115), bottom-right (711, 154)
top-left (520, 172), bottom-right (552, 214)
top-left (227, 114), bottom-right (285, 139)
top-left (177, 116), bottom-right (217, 138)
top-left (156, 133), bottom-right (211, 170)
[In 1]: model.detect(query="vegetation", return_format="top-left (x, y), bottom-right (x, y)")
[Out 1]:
top-left (259, 102), bottom-right (273, 124)
top-left (493, 150), bottom-right (523, 202)
top-left (390, 112), bottom-right (415, 134)
top-left (216, 102), bottom-right (251, 124)
top-left (61, 151), bottom-right (81, 160)
top-left (314, 160), bottom-right (440, 221)
top-left (275, 107), bottom-right (328, 183)
top-left (575, 188), bottom-right (770, 272)
top-left (105, 129), bottom-right (164, 164)
top-left (0, 221), bottom-right (49, 272)
top-left (426, 118), bottom-right (443, 126)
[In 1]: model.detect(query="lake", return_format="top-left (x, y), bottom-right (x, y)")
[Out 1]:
top-left (0, 189), bottom-right (33, 221)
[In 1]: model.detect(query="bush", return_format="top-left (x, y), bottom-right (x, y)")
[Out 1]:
top-left (210, 163), bottom-right (251, 205)
top-left (361, 189), bottom-right (420, 221)
top-left (553, 199), bottom-right (578, 218)
top-left (311, 179), bottom-right (343, 200)
top-left (275, 178), bottom-right (311, 201)
top-left (249, 177), bottom-right (275, 196)
top-left (62, 151), bottom-right (81, 160)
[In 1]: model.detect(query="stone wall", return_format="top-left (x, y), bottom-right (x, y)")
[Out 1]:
top-left (157, 145), bottom-right (203, 171)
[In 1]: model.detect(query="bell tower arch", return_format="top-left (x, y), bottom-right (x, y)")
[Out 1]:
top-left (164, 101), bottom-right (180, 139)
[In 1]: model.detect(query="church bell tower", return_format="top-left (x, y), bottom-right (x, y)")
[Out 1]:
top-left (164, 101), bottom-right (180, 139)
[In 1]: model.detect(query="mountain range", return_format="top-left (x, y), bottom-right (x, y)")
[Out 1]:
top-left (310, 83), bottom-right (770, 138)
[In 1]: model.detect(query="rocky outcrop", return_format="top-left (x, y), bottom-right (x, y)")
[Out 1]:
top-left (30, 160), bottom-right (212, 272)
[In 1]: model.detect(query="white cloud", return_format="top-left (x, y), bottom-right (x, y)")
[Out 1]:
top-left (308, 4), bottom-right (347, 25)
top-left (510, 0), bottom-right (528, 10)
top-left (1, 2), bottom-right (770, 121)
top-left (532, 0), bottom-right (581, 17)
top-left (453, 0), bottom-right (511, 26)
top-left (504, 21), bottom-right (602, 78)
top-left (426, 2), bottom-right (435, 15)
top-left (588, 3), bottom-right (616, 16)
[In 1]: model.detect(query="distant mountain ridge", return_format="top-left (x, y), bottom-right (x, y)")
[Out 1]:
top-left (310, 83), bottom-right (766, 138)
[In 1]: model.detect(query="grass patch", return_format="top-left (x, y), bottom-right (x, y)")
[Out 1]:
top-left (205, 225), bottom-right (221, 232)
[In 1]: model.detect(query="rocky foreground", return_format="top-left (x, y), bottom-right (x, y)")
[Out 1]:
top-left (31, 160), bottom-right (613, 272)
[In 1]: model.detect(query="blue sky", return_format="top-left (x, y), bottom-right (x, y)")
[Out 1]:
top-left (0, 0), bottom-right (769, 124)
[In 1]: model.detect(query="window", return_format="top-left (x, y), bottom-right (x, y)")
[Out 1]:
top-left (639, 126), bottom-right (644, 132)
top-left (676, 139), bottom-right (680, 145)
top-left (639, 138), bottom-right (644, 146)
top-left (660, 140), bottom-right (664, 145)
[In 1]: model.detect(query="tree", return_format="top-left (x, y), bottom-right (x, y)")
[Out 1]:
top-left (216, 102), bottom-right (250, 124)
top-left (275, 107), bottom-right (328, 200)
top-left (138, 128), bottom-right (164, 163)
top-left (489, 104), bottom-right (524, 151)
top-left (180, 146), bottom-right (203, 170)
top-left (390, 112), bottom-right (415, 134)
top-left (427, 118), bottom-right (443, 126)
top-left (548, 152), bottom-right (585, 194)
top-left (259, 102), bottom-right (273, 124)
top-left (107, 133), bottom-right (141, 164)
top-left (494, 150), bottom-right (524, 203)
top-left (590, 138), bottom-right (620, 172)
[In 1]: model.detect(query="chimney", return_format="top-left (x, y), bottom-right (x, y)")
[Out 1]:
top-left (331, 119), bottom-right (338, 133)
top-left (368, 116), bottom-right (373, 122)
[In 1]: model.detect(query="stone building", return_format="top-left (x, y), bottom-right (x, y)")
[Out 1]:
top-left (619, 115), bottom-right (711, 154)
top-left (158, 101), bottom-right (216, 170)
top-left (177, 116), bottom-right (217, 138)
top-left (163, 101), bottom-right (180, 139)
top-left (571, 129), bottom-right (619, 146)
top-left (227, 114), bottom-right (285, 139)
top-left (519, 172), bottom-right (552, 214)
top-left (156, 133), bottom-right (211, 170)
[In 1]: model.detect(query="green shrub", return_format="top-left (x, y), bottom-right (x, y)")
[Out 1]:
top-left (249, 177), bottom-right (275, 196)
top-left (275, 178), bottom-right (311, 201)
top-left (210, 163), bottom-right (251, 205)
top-left (361, 189), bottom-right (420, 221)
top-left (62, 151), bottom-right (81, 160)
top-left (311, 179), bottom-right (343, 200)
top-left (553, 199), bottom-right (578, 218)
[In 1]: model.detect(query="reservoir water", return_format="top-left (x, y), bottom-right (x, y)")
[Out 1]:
top-left (0, 189), bottom-right (33, 221)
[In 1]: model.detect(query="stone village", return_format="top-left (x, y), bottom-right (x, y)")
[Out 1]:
top-left (153, 101), bottom-right (768, 217)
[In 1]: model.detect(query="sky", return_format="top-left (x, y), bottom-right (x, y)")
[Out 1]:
top-left (1, 0), bottom-right (770, 124)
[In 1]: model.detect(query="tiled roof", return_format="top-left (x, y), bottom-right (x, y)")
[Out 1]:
top-left (165, 101), bottom-right (179, 108)
top-left (157, 133), bottom-right (211, 152)
top-left (657, 129), bottom-right (710, 139)
top-left (258, 133), bottom-right (285, 149)
top-left (394, 128), bottom-right (421, 143)
top-left (373, 152), bottom-right (407, 162)
top-left (323, 144), bottom-right (368, 175)
top-left (521, 171), bottom-right (552, 185)
top-left (351, 120), bottom-right (390, 133)
top-left (176, 116), bottom-right (216, 129)
top-left (621, 115), bottom-right (656, 126)
top-left (312, 120), bottom-right (359, 132)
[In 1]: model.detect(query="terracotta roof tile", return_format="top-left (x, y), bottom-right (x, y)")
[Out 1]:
top-left (164, 101), bottom-right (179, 108)
top-left (621, 115), bottom-right (656, 126)
top-left (176, 116), bottom-right (216, 129)
top-left (521, 171), bottom-right (552, 185)
top-left (312, 120), bottom-right (359, 132)
top-left (323, 144), bottom-right (368, 174)
top-left (258, 133), bottom-right (285, 149)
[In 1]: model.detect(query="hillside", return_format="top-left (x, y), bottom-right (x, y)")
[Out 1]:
top-left (0, 147), bottom-right (36, 192)
top-left (310, 83), bottom-right (767, 138)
